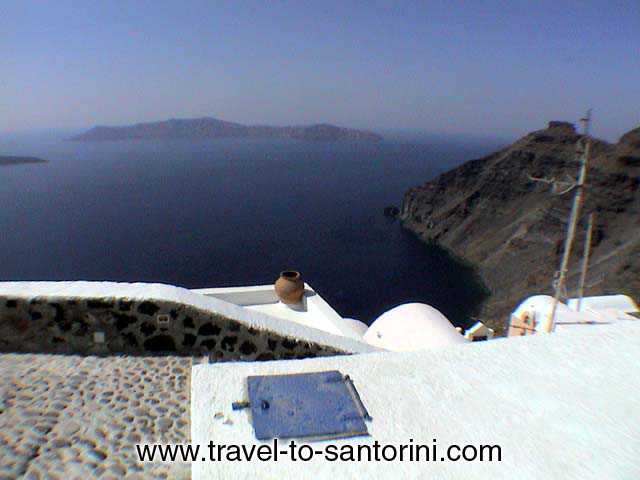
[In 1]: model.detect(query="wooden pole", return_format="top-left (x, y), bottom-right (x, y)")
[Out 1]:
top-left (542, 111), bottom-right (592, 333)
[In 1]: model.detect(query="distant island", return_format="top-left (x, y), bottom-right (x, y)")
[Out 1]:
top-left (0, 156), bottom-right (47, 166)
top-left (69, 117), bottom-right (382, 142)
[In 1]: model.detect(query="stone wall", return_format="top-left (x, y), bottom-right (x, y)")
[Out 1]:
top-left (0, 296), bottom-right (345, 360)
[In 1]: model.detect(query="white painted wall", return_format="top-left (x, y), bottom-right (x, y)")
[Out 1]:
top-left (0, 281), bottom-right (378, 355)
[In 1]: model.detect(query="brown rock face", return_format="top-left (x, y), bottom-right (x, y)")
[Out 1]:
top-left (619, 127), bottom-right (640, 148)
top-left (547, 121), bottom-right (576, 134)
top-left (401, 122), bottom-right (640, 334)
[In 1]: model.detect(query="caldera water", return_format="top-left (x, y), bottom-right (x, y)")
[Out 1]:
top-left (1, 133), bottom-right (501, 327)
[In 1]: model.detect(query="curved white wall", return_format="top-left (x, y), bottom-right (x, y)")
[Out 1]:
top-left (364, 303), bottom-right (467, 351)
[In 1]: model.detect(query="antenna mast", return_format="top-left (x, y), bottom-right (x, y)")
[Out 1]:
top-left (542, 110), bottom-right (592, 332)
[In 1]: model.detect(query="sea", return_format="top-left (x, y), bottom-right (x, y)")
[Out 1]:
top-left (0, 132), bottom-right (503, 328)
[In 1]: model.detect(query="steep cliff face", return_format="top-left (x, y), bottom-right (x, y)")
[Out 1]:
top-left (401, 122), bottom-right (640, 334)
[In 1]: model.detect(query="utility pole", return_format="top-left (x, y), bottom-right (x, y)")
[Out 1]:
top-left (541, 110), bottom-right (592, 333)
top-left (576, 212), bottom-right (595, 312)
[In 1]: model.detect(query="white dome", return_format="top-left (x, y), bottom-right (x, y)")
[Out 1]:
top-left (364, 303), bottom-right (467, 351)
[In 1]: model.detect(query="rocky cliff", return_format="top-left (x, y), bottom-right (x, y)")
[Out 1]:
top-left (401, 122), bottom-right (640, 334)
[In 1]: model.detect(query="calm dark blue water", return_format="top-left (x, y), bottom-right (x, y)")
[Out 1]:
top-left (1, 134), bottom-right (500, 327)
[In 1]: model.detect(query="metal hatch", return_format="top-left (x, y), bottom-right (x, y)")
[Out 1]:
top-left (245, 370), bottom-right (371, 441)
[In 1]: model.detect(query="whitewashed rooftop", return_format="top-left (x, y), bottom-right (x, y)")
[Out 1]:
top-left (192, 322), bottom-right (640, 479)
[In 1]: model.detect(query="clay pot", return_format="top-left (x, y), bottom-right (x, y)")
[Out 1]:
top-left (275, 271), bottom-right (304, 304)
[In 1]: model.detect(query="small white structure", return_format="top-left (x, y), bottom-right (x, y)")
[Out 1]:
top-left (363, 303), bottom-right (468, 351)
top-left (464, 321), bottom-right (495, 342)
top-left (510, 294), bottom-right (640, 335)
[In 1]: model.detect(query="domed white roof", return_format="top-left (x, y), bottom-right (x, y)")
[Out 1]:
top-left (364, 303), bottom-right (467, 351)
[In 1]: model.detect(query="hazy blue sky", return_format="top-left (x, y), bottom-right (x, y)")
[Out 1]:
top-left (2, 1), bottom-right (639, 140)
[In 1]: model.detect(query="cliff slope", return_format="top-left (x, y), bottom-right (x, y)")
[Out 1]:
top-left (401, 122), bottom-right (640, 334)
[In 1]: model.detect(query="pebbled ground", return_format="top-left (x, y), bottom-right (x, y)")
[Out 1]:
top-left (0, 353), bottom-right (194, 479)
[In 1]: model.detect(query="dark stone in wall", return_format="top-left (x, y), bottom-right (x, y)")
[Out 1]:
top-left (140, 321), bottom-right (156, 336)
top-left (73, 320), bottom-right (89, 337)
top-left (118, 300), bottom-right (133, 311)
top-left (221, 336), bottom-right (238, 352)
top-left (183, 317), bottom-right (195, 329)
top-left (198, 323), bottom-right (220, 336)
top-left (183, 333), bottom-right (196, 347)
top-left (29, 311), bottom-right (43, 321)
top-left (228, 322), bottom-right (240, 332)
top-left (123, 332), bottom-right (139, 347)
top-left (52, 302), bottom-right (71, 331)
top-left (296, 352), bottom-right (315, 360)
top-left (5, 300), bottom-right (17, 308)
top-left (170, 309), bottom-right (178, 319)
top-left (144, 335), bottom-right (176, 352)
top-left (137, 301), bottom-right (160, 316)
top-left (267, 339), bottom-right (277, 351)
top-left (200, 339), bottom-right (217, 350)
top-left (58, 320), bottom-right (72, 332)
top-left (87, 300), bottom-right (114, 309)
top-left (256, 352), bottom-right (275, 361)
top-left (114, 312), bottom-right (137, 331)
top-left (281, 338), bottom-right (298, 350)
top-left (239, 341), bottom-right (257, 355)
top-left (138, 301), bottom-right (160, 316)
top-left (51, 303), bottom-right (64, 323)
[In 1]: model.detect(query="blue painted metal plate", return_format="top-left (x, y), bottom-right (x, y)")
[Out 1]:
top-left (247, 370), bottom-right (369, 441)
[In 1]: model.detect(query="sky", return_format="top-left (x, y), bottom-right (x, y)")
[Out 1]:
top-left (2, 0), bottom-right (639, 140)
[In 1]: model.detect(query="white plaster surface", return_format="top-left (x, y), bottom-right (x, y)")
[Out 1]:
top-left (567, 294), bottom-right (639, 313)
top-left (192, 322), bottom-right (640, 479)
top-left (0, 281), bottom-right (378, 355)
top-left (195, 283), bottom-right (370, 340)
